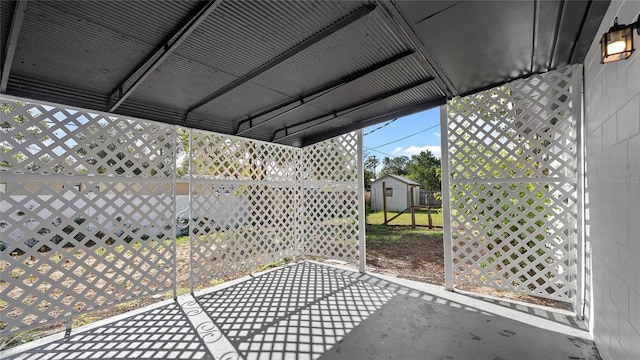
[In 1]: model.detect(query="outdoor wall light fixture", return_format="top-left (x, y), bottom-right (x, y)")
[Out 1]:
top-left (601, 15), bottom-right (640, 63)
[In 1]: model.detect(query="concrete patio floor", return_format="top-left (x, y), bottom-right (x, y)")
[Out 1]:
top-left (2, 262), bottom-right (600, 360)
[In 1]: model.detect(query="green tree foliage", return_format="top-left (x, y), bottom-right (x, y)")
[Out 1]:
top-left (379, 156), bottom-right (409, 177)
top-left (363, 154), bottom-right (379, 189)
top-left (405, 150), bottom-right (441, 190)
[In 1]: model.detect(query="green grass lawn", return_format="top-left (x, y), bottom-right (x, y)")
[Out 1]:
top-left (365, 223), bottom-right (442, 244)
top-left (366, 209), bottom-right (443, 227)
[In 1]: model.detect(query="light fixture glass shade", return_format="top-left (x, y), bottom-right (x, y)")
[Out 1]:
top-left (601, 26), bottom-right (634, 63)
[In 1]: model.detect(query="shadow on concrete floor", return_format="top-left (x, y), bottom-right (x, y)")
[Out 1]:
top-left (2, 261), bottom-right (600, 360)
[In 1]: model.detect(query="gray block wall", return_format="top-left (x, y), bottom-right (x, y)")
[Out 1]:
top-left (583, 1), bottom-right (640, 359)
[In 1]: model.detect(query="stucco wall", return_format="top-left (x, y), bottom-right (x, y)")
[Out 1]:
top-left (583, 1), bottom-right (640, 359)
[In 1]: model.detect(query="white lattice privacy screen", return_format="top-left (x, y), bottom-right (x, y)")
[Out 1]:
top-left (445, 65), bottom-right (582, 304)
top-left (0, 99), bottom-right (176, 334)
top-left (189, 132), bottom-right (300, 285)
top-left (300, 133), bottom-right (360, 263)
top-left (0, 96), bottom-right (362, 335)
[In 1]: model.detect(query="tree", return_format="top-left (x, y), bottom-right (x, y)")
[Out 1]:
top-left (406, 150), bottom-right (441, 190)
top-left (363, 154), bottom-right (379, 189)
top-left (379, 156), bottom-right (409, 177)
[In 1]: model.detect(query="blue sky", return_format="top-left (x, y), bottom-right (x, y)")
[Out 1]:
top-left (363, 107), bottom-right (441, 169)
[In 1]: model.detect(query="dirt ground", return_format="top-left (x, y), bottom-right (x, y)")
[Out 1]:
top-left (363, 224), bottom-right (571, 311)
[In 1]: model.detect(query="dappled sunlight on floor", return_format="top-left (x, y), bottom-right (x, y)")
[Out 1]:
top-left (2, 262), bottom-right (599, 360)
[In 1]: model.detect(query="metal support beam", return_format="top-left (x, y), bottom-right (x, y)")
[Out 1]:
top-left (1, 0), bottom-right (29, 93)
top-left (108, 0), bottom-right (224, 112)
top-left (301, 97), bottom-right (446, 147)
top-left (380, 0), bottom-right (458, 97)
top-left (547, 0), bottom-right (566, 71)
top-left (272, 78), bottom-right (433, 143)
top-left (569, 0), bottom-right (610, 65)
top-left (530, 0), bottom-right (539, 74)
top-left (235, 50), bottom-right (414, 135)
top-left (183, 3), bottom-right (377, 125)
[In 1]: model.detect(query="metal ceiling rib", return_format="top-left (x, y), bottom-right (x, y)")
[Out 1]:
top-left (0, 1), bottom-right (14, 54)
top-left (191, 7), bottom-right (426, 123)
top-left (549, 0), bottom-right (590, 70)
top-left (174, 1), bottom-right (367, 78)
top-left (107, 0), bottom-right (224, 111)
top-left (569, 0), bottom-right (611, 64)
top-left (306, 53), bottom-right (436, 112)
top-left (183, 3), bottom-right (377, 121)
top-left (1, 0), bottom-right (27, 92)
top-left (272, 79), bottom-right (438, 143)
top-left (186, 81), bottom-right (294, 125)
top-left (124, 55), bottom-right (239, 111)
top-left (235, 51), bottom-right (416, 136)
top-left (277, 81), bottom-right (444, 147)
top-left (248, 9), bottom-right (414, 98)
top-left (234, 52), bottom-right (436, 143)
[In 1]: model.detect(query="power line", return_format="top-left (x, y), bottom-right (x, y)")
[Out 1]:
top-left (363, 118), bottom-right (397, 136)
top-left (368, 123), bottom-right (440, 149)
top-left (364, 147), bottom-right (401, 159)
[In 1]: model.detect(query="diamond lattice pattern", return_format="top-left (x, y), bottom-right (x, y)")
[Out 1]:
top-left (0, 102), bottom-right (174, 177)
top-left (446, 65), bottom-right (580, 302)
top-left (1, 99), bottom-right (175, 334)
top-left (300, 133), bottom-right (360, 263)
top-left (1, 97), bottom-right (361, 336)
top-left (448, 67), bottom-right (577, 181)
top-left (189, 132), bottom-right (299, 285)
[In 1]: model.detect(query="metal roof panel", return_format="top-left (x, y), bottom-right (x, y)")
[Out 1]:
top-left (249, 9), bottom-right (415, 98)
top-left (125, 55), bottom-right (238, 110)
top-left (408, 0), bottom-right (535, 95)
top-left (175, 1), bottom-right (366, 78)
top-left (10, 1), bottom-right (199, 94)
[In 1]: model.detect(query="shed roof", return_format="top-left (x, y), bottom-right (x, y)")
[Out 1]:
top-left (0, 0), bottom-right (608, 147)
top-left (372, 174), bottom-right (420, 186)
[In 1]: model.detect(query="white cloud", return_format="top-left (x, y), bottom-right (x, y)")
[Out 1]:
top-left (433, 132), bottom-right (441, 138)
top-left (393, 145), bottom-right (441, 158)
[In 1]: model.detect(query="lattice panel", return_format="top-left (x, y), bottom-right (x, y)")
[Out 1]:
top-left (0, 96), bottom-right (363, 336)
top-left (300, 133), bottom-right (360, 263)
top-left (189, 130), bottom-right (299, 285)
top-left (450, 182), bottom-right (577, 300)
top-left (0, 178), bottom-right (175, 334)
top-left (301, 185), bottom-right (359, 262)
top-left (448, 66), bottom-right (577, 181)
top-left (446, 65), bottom-right (580, 303)
top-left (0, 97), bottom-right (175, 336)
top-left (299, 132), bottom-right (358, 182)
top-left (0, 100), bottom-right (174, 177)
top-left (191, 132), bottom-right (297, 182)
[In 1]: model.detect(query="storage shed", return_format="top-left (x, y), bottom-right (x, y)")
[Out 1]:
top-left (370, 174), bottom-right (420, 212)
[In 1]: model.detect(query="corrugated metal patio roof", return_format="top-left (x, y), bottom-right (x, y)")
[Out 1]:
top-left (0, 0), bottom-right (609, 147)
